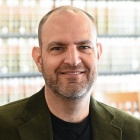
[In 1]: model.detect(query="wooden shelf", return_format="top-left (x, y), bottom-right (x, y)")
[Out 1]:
top-left (0, 71), bottom-right (140, 78)
top-left (0, 34), bottom-right (140, 38)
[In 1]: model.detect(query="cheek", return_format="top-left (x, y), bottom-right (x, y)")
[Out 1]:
top-left (42, 57), bottom-right (62, 73)
top-left (84, 55), bottom-right (96, 69)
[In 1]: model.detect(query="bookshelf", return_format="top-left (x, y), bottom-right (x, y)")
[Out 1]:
top-left (0, 0), bottom-right (140, 105)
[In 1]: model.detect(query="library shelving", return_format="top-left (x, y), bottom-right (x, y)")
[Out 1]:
top-left (0, 0), bottom-right (140, 105)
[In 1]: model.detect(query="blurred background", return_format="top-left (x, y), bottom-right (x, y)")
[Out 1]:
top-left (0, 0), bottom-right (140, 118)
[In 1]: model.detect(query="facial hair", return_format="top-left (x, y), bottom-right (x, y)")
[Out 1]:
top-left (42, 63), bottom-right (98, 100)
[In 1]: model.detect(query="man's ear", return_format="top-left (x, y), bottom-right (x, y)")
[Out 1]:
top-left (97, 43), bottom-right (102, 60)
top-left (32, 46), bottom-right (42, 73)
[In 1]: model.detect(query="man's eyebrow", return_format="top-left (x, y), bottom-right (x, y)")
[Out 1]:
top-left (47, 41), bottom-right (67, 48)
top-left (47, 40), bottom-right (94, 49)
top-left (74, 40), bottom-right (94, 46)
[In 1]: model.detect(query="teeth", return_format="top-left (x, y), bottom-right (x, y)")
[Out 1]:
top-left (65, 72), bottom-right (81, 74)
top-left (68, 72), bottom-right (80, 74)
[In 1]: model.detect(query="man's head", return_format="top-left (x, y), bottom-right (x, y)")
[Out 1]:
top-left (32, 6), bottom-right (102, 100)
top-left (38, 6), bottom-right (97, 47)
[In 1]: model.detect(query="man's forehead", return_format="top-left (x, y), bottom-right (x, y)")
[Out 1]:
top-left (53, 6), bottom-right (81, 14)
top-left (48, 8), bottom-right (83, 20)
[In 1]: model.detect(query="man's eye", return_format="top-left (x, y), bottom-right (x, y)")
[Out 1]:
top-left (51, 47), bottom-right (63, 51)
top-left (78, 46), bottom-right (93, 54)
top-left (79, 46), bottom-right (91, 49)
top-left (49, 46), bottom-right (65, 55)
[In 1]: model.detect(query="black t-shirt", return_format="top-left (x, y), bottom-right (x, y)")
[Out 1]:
top-left (50, 113), bottom-right (92, 140)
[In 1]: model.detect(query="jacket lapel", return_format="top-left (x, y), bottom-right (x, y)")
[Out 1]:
top-left (18, 87), bottom-right (53, 140)
top-left (18, 87), bottom-right (122, 140)
top-left (90, 98), bottom-right (122, 140)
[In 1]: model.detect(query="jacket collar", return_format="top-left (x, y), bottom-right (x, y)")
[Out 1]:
top-left (90, 98), bottom-right (122, 140)
top-left (18, 87), bottom-right (122, 140)
top-left (18, 87), bottom-right (53, 140)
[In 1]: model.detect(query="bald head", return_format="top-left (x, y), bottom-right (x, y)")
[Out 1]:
top-left (38, 6), bottom-right (97, 47)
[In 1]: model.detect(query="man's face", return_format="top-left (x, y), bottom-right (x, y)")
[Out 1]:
top-left (38, 11), bottom-right (101, 100)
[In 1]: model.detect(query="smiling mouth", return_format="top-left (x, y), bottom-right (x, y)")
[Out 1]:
top-left (60, 71), bottom-right (85, 75)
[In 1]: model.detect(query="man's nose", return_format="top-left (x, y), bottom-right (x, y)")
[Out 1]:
top-left (64, 47), bottom-right (81, 66)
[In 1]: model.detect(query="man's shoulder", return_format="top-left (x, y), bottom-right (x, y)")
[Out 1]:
top-left (0, 87), bottom-right (45, 118)
top-left (0, 98), bottom-right (30, 134)
top-left (91, 97), bottom-right (140, 126)
top-left (90, 98), bottom-right (140, 139)
top-left (0, 98), bottom-right (29, 119)
top-left (101, 101), bottom-right (139, 118)
top-left (99, 101), bottom-right (140, 127)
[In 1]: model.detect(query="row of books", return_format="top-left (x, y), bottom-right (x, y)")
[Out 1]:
top-left (93, 74), bottom-right (140, 118)
top-left (94, 74), bottom-right (140, 96)
top-left (99, 37), bottom-right (140, 72)
top-left (1, 74), bottom-right (140, 103)
top-left (0, 0), bottom-right (140, 35)
top-left (0, 77), bottom-right (44, 105)
top-left (1, 74), bottom-right (140, 118)
top-left (0, 37), bottom-right (38, 73)
top-left (0, 37), bottom-right (140, 73)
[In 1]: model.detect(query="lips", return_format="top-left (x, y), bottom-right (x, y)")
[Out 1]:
top-left (60, 71), bottom-right (85, 75)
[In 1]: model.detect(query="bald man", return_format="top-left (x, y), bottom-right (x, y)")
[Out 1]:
top-left (0, 6), bottom-right (139, 140)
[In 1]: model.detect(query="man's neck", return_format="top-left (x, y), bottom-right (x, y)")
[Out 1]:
top-left (44, 86), bottom-right (91, 123)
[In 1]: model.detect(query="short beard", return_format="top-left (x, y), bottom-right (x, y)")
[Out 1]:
top-left (42, 65), bottom-right (98, 101)
top-left (46, 76), bottom-right (94, 100)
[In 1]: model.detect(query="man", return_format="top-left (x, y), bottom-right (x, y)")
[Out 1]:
top-left (0, 6), bottom-right (139, 140)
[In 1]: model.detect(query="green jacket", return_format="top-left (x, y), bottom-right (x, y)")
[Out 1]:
top-left (0, 87), bottom-right (140, 140)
